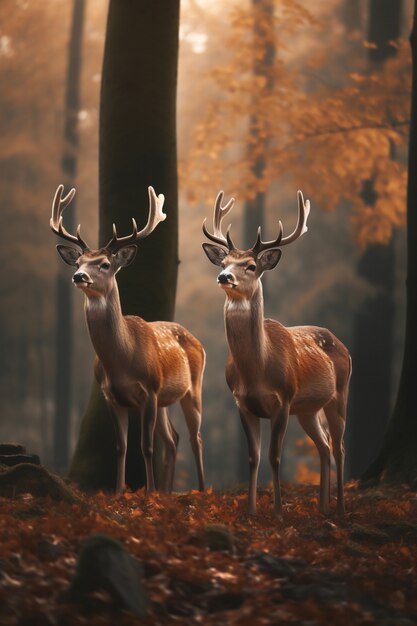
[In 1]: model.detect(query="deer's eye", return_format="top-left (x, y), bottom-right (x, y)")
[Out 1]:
top-left (100, 261), bottom-right (111, 270)
top-left (246, 264), bottom-right (256, 272)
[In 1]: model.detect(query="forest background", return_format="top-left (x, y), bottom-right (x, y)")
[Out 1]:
top-left (0, 0), bottom-right (412, 491)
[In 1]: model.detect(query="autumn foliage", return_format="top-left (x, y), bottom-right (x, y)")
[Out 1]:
top-left (181, 1), bottom-right (410, 249)
top-left (1, 481), bottom-right (417, 625)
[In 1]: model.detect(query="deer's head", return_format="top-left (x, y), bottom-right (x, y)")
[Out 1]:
top-left (202, 190), bottom-right (310, 300)
top-left (50, 185), bottom-right (166, 298)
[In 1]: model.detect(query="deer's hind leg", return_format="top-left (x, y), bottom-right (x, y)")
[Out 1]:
top-left (297, 413), bottom-right (331, 515)
top-left (180, 392), bottom-right (205, 491)
top-left (323, 397), bottom-right (346, 515)
top-left (155, 408), bottom-right (178, 493)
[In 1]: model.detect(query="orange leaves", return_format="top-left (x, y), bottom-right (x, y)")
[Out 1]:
top-left (1, 483), bottom-right (417, 624)
top-left (181, 0), bottom-right (411, 251)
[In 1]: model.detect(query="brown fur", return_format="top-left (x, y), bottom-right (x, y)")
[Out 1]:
top-left (205, 246), bottom-right (351, 516)
top-left (67, 251), bottom-right (205, 495)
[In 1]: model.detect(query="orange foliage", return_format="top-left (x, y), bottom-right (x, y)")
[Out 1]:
top-left (1, 482), bottom-right (417, 624)
top-left (180, 0), bottom-right (411, 248)
top-left (295, 461), bottom-right (321, 485)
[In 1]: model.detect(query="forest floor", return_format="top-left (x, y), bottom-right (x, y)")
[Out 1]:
top-left (0, 477), bottom-right (416, 626)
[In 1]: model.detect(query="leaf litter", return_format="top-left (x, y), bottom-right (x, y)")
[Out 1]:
top-left (0, 480), bottom-right (416, 625)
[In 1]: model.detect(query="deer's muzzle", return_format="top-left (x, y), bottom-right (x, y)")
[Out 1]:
top-left (73, 271), bottom-right (92, 286)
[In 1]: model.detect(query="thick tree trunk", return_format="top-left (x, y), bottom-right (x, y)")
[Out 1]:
top-left (69, 0), bottom-right (180, 491)
top-left (347, 0), bottom-right (402, 478)
top-left (53, 0), bottom-right (85, 472)
top-left (361, 2), bottom-right (417, 486)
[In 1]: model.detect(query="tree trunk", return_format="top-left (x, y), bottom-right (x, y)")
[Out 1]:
top-left (346, 0), bottom-right (402, 479)
top-left (53, 0), bottom-right (85, 472)
top-left (361, 1), bottom-right (417, 486)
top-left (69, 0), bottom-right (180, 491)
top-left (238, 0), bottom-right (275, 483)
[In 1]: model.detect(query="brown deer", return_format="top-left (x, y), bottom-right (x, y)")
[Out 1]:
top-left (202, 191), bottom-right (351, 516)
top-left (50, 184), bottom-right (205, 494)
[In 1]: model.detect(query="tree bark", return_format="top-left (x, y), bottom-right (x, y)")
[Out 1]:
top-left (347, 0), bottom-right (402, 479)
top-left (69, 0), bottom-right (180, 490)
top-left (361, 1), bottom-right (417, 486)
top-left (53, 0), bottom-right (85, 472)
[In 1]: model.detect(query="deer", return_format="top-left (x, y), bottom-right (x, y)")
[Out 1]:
top-left (50, 184), bottom-right (205, 495)
top-left (202, 190), bottom-right (351, 516)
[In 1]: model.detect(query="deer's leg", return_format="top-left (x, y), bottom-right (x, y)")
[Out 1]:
top-left (109, 404), bottom-right (129, 494)
top-left (269, 404), bottom-right (289, 515)
top-left (239, 409), bottom-right (261, 515)
top-left (297, 413), bottom-right (331, 515)
top-left (155, 407), bottom-right (178, 493)
top-left (323, 399), bottom-right (346, 515)
top-left (180, 392), bottom-right (205, 491)
top-left (141, 393), bottom-right (158, 493)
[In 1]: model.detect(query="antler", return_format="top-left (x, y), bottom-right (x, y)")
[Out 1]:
top-left (105, 186), bottom-right (166, 254)
top-left (280, 190), bottom-right (310, 246)
top-left (50, 184), bottom-right (89, 251)
top-left (202, 191), bottom-right (236, 250)
top-left (251, 189), bottom-right (310, 254)
top-left (251, 222), bottom-right (283, 255)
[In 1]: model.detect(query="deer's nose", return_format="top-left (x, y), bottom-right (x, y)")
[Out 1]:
top-left (73, 271), bottom-right (91, 284)
top-left (218, 272), bottom-right (234, 284)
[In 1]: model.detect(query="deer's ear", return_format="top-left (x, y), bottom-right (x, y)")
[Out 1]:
top-left (202, 243), bottom-right (228, 266)
top-left (56, 244), bottom-right (81, 266)
top-left (256, 247), bottom-right (282, 274)
top-left (114, 245), bottom-right (137, 268)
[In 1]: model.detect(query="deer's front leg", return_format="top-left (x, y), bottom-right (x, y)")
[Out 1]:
top-left (141, 393), bottom-right (158, 493)
top-left (110, 404), bottom-right (129, 494)
top-left (239, 409), bottom-right (261, 515)
top-left (269, 403), bottom-right (289, 515)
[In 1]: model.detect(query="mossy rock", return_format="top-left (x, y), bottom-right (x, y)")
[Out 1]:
top-left (66, 534), bottom-right (147, 617)
top-left (0, 463), bottom-right (80, 503)
top-left (201, 524), bottom-right (236, 552)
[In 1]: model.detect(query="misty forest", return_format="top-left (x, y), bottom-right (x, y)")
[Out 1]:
top-left (1, 0), bottom-right (417, 624)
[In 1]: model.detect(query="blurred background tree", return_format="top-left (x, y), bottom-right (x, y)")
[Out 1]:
top-left (0, 0), bottom-right (413, 490)
top-left (54, 0), bottom-right (86, 473)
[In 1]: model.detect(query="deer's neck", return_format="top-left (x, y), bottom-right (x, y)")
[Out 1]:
top-left (84, 283), bottom-right (131, 375)
top-left (224, 283), bottom-right (267, 380)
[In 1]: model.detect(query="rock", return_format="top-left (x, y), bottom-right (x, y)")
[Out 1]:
top-left (0, 454), bottom-right (40, 467)
top-left (201, 524), bottom-right (236, 552)
top-left (0, 463), bottom-right (79, 503)
top-left (66, 534), bottom-right (147, 617)
top-left (0, 444), bottom-right (26, 455)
